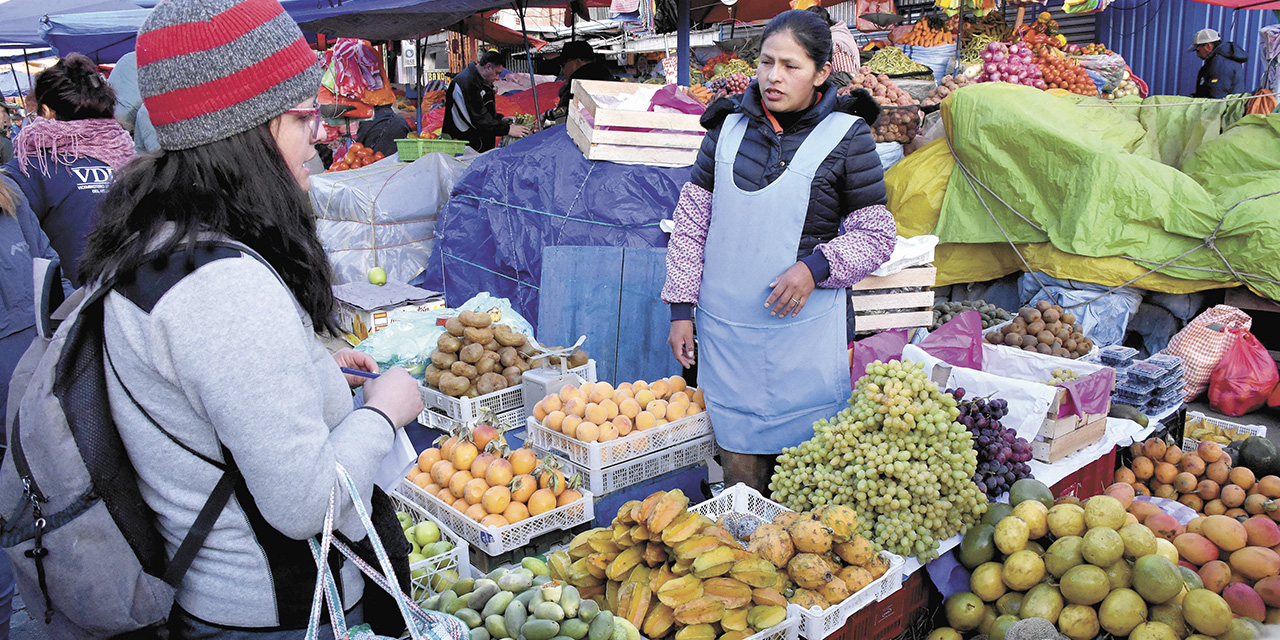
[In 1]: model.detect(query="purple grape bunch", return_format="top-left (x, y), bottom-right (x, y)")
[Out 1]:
top-left (949, 387), bottom-right (1034, 499)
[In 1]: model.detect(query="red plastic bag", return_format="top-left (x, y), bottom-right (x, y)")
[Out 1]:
top-left (1165, 304), bottom-right (1252, 402)
top-left (1269, 381), bottom-right (1280, 408)
top-left (1208, 329), bottom-right (1279, 417)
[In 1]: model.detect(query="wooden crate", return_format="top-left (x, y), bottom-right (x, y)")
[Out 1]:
top-left (850, 265), bottom-right (936, 333)
top-left (566, 79), bottom-right (705, 166)
top-left (1038, 388), bottom-right (1110, 440)
top-left (1033, 414), bottom-right (1107, 463)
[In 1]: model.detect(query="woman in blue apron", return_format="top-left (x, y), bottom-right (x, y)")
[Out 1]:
top-left (662, 10), bottom-right (898, 492)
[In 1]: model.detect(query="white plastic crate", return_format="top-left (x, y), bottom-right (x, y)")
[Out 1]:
top-left (419, 361), bottom-right (595, 430)
top-left (388, 491), bottom-right (471, 598)
top-left (689, 485), bottom-right (905, 640)
top-left (1181, 410), bottom-right (1267, 452)
top-left (535, 435), bottom-right (715, 495)
top-left (525, 409), bottom-right (712, 469)
top-left (397, 477), bottom-right (594, 557)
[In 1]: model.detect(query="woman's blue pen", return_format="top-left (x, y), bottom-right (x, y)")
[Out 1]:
top-left (340, 366), bottom-right (380, 379)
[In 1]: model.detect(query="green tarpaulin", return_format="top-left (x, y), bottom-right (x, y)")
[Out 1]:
top-left (886, 84), bottom-right (1280, 300)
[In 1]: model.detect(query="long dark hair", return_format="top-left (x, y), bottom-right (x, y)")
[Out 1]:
top-left (80, 123), bottom-right (336, 330)
top-left (762, 10), bottom-right (833, 68)
top-left (34, 53), bottom-right (115, 120)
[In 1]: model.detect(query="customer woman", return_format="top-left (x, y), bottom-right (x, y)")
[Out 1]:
top-left (4, 53), bottom-right (134, 287)
top-left (78, 0), bottom-right (423, 637)
top-left (807, 5), bottom-right (862, 74)
top-left (663, 9), bottom-right (897, 492)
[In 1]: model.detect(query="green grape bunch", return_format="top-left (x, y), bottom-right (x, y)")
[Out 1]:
top-left (768, 359), bottom-right (988, 561)
top-left (1040, 367), bottom-right (1080, 385)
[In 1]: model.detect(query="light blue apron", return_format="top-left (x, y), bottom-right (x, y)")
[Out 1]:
top-left (697, 111), bottom-right (856, 455)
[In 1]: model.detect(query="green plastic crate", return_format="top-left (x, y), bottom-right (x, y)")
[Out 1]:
top-left (395, 137), bottom-right (467, 161)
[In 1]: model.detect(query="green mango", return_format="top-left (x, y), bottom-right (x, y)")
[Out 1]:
top-left (470, 628), bottom-right (490, 640)
top-left (534, 602), bottom-right (566, 622)
top-left (504, 599), bottom-right (528, 638)
top-left (560, 586), bottom-right (581, 618)
top-left (588, 611), bottom-right (614, 640)
top-left (577, 599), bottom-right (599, 622)
top-left (456, 608), bottom-right (484, 629)
top-left (447, 593), bottom-right (473, 615)
top-left (454, 578), bottom-right (476, 596)
top-left (560, 619), bottom-right (589, 640)
top-left (521, 619), bottom-right (562, 640)
top-left (482, 591), bottom-right (515, 619)
top-left (485, 614), bottom-right (509, 639)
top-left (958, 524), bottom-right (996, 570)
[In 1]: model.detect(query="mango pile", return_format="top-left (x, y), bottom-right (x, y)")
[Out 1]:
top-left (938, 489), bottom-right (1264, 640)
top-left (550, 490), bottom-right (892, 640)
top-left (1116, 437), bottom-right (1280, 520)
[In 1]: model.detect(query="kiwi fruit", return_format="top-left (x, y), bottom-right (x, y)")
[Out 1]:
top-left (1036, 300), bottom-right (1052, 312)
top-left (1028, 320), bottom-right (1046, 334)
top-left (1005, 332), bottom-right (1022, 347)
top-left (1042, 308), bottom-right (1060, 323)
top-left (1022, 334), bottom-right (1039, 348)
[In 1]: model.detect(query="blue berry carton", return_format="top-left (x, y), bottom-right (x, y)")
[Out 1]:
top-left (1126, 361), bottom-right (1165, 385)
top-left (1115, 375), bottom-right (1156, 396)
top-left (1099, 345), bottom-right (1138, 368)
top-left (1146, 353), bottom-right (1183, 373)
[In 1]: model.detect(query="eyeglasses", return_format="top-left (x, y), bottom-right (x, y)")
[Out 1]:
top-left (284, 105), bottom-right (323, 138)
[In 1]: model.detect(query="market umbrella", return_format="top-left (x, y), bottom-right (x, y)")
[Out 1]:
top-left (455, 13), bottom-right (549, 49)
top-left (1191, 0), bottom-right (1280, 9)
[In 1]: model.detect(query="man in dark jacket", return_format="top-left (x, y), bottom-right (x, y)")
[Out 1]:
top-left (356, 103), bottom-right (413, 157)
top-left (1192, 28), bottom-right (1248, 98)
top-left (555, 41), bottom-right (616, 113)
top-left (443, 50), bottom-right (529, 152)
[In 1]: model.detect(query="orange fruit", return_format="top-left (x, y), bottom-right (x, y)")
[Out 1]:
top-left (465, 503), bottom-right (487, 522)
top-left (504, 501), bottom-right (530, 524)
top-left (437, 487), bottom-right (456, 504)
top-left (532, 400), bottom-right (548, 422)
top-left (423, 483), bottom-right (442, 496)
top-left (438, 436), bottom-right (460, 462)
top-left (613, 415), bottom-right (633, 437)
top-left (509, 448), bottom-right (538, 476)
top-left (430, 460), bottom-right (457, 487)
top-left (635, 411), bottom-right (657, 431)
top-left (485, 458), bottom-right (514, 487)
top-left (562, 415), bottom-right (583, 439)
top-left (540, 468), bottom-right (567, 495)
top-left (576, 421), bottom-right (600, 443)
top-left (470, 452), bottom-right (496, 479)
top-left (452, 497), bottom-right (470, 513)
top-left (649, 379), bottom-right (670, 399)
top-left (542, 394), bottom-right (563, 414)
top-left (482, 485), bottom-right (512, 514)
top-left (412, 472), bottom-right (432, 488)
top-left (544, 411), bottom-right (567, 432)
top-left (668, 376), bottom-right (688, 394)
top-left (600, 399), bottom-right (619, 421)
top-left (529, 488), bottom-right (557, 515)
top-left (481, 514), bottom-right (509, 529)
top-left (510, 474), bottom-right (538, 503)
top-left (462, 477), bottom-right (488, 505)
top-left (599, 422), bottom-right (619, 442)
top-left (558, 488), bottom-right (583, 507)
top-left (417, 448), bottom-right (442, 472)
top-left (449, 470), bottom-right (474, 498)
top-left (666, 402), bottom-right (688, 422)
top-left (585, 403), bottom-right (608, 426)
top-left (452, 441), bottom-right (479, 470)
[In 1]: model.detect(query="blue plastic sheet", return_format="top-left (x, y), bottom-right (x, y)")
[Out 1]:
top-left (1017, 272), bottom-right (1143, 348)
top-left (417, 126), bottom-right (690, 335)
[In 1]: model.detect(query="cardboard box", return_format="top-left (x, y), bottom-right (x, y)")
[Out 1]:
top-left (332, 281), bottom-right (443, 341)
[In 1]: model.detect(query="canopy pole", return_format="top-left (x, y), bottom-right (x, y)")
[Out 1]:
top-left (415, 37), bottom-right (424, 134)
top-left (677, 0), bottom-right (690, 86)
top-left (22, 48), bottom-right (31, 92)
top-left (516, 0), bottom-right (542, 128)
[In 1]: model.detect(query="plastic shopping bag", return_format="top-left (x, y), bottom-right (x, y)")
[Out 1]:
top-left (850, 329), bottom-right (911, 388)
top-left (1163, 304), bottom-right (1252, 402)
top-left (919, 310), bottom-right (984, 370)
top-left (1208, 329), bottom-right (1279, 417)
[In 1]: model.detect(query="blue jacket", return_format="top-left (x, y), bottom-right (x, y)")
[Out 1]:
top-left (1195, 42), bottom-right (1247, 99)
top-left (3, 155), bottom-right (114, 287)
top-left (690, 81), bottom-right (886, 280)
top-left (356, 105), bottom-right (413, 157)
top-left (0, 174), bottom-right (63, 340)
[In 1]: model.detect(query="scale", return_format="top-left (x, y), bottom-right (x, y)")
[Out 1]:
top-left (520, 335), bottom-right (590, 417)
top-left (861, 12), bottom-right (908, 28)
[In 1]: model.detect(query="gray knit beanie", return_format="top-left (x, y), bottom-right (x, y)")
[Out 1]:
top-left (135, 0), bottom-right (322, 151)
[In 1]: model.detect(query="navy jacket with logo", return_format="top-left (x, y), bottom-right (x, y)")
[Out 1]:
top-left (1195, 42), bottom-right (1248, 99)
top-left (2, 155), bottom-right (113, 286)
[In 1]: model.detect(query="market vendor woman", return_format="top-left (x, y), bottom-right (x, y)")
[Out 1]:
top-left (663, 10), bottom-right (897, 492)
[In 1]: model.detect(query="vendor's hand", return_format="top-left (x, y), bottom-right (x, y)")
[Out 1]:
top-left (669, 320), bottom-right (696, 369)
top-left (334, 348), bottom-right (379, 389)
top-left (508, 124), bottom-right (530, 138)
top-left (362, 367), bottom-right (424, 430)
top-left (766, 262), bottom-right (816, 318)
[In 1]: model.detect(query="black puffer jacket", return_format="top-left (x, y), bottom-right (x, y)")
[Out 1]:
top-left (690, 80), bottom-right (886, 260)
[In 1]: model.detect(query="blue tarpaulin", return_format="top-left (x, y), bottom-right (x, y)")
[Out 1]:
top-left (416, 126), bottom-right (689, 334)
top-left (39, 9), bottom-right (149, 64)
top-left (0, 0), bottom-right (139, 47)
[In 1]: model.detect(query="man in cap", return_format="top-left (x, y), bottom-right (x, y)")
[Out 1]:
top-left (543, 40), bottom-right (615, 124)
top-left (1191, 28), bottom-right (1247, 99)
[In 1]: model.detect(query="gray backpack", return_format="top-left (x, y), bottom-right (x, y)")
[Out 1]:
top-left (0, 243), bottom-right (252, 639)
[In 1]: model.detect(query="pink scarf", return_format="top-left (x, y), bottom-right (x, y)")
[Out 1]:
top-left (13, 117), bottom-right (136, 177)
top-left (830, 21), bottom-right (862, 60)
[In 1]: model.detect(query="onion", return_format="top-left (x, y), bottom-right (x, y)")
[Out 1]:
top-left (987, 42), bottom-right (1002, 53)
top-left (1008, 44), bottom-right (1020, 55)
top-left (993, 52), bottom-right (1006, 63)
top-left (989, 72), bottom-right (1002, 82)
top-left (982, 51), bottom-right (994, 62)
top-left (1007, 75), bottom-right (1020, 84)
top-left (985, 63), bottom-right (998, 74)
top-left (1035, 79), bottom-right (1047, 89)
top-left (998, 63), bottom-right (1010, 74)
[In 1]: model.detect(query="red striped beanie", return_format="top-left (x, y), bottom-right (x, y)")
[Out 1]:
top-left (136, 0), bottom-right (321, 151)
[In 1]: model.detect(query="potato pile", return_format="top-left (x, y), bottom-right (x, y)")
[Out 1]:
top-left (922, 74), bottom-right (971, 107)
top-left (984, 300), bottom-right (1094, 359)
top-left (839, 70), bottom-right (921, 144)
top-left (426, 311), bottom-right (589, 398)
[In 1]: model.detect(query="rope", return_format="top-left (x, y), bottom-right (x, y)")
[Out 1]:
top-left (939, 126), bottom-right (1280, 310)
top-left (452, 193), bottom-right (664, 229)
top-left (441, 251), bottom-right (541, 290)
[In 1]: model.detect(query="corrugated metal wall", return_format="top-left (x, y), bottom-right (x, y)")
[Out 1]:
top-left (1097, 0), bottom-right (1277, 96)
top-left (1006, 6), bottom-right (1098, 44)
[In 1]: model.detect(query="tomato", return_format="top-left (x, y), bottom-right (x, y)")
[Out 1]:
top-left (355, 147), bottom-right (372, 158)
top-left (372, 152), bottom-right (385, 161)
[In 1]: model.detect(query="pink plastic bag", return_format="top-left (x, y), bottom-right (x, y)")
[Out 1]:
top-left (1209, 329), bottom-right (1279, 417)
top-left (648, 85), bottom-right (706, 115)
top-left (919, 310), bottom-right (984, 370)
top-left (849, 329), bottom-right (910, 389)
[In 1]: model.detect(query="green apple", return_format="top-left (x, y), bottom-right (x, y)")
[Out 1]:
top-left (411, 541), bottom-right (421, 556)
top-left (397, 512), bottom-right (413, 531)
top-left (411, 567), bottom-right (428, 581)
top-left (408, 552), bottom-right (427, 565)
top-left (368, 267), bottom-right (387, 286)
top-left (404, 529), bottom-right (415, 544)
top-left (413, 522), bottom-right (441, 547)
top-left (424, 541), bottom-right (454, 558)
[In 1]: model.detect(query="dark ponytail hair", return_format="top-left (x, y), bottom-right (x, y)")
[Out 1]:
top-left (806, 5), bottom-right (835, 26)
top-left (34, 53), bottom-right (116, 120)
top-left (80, 123), bottom-right (337, 331)
top-left (762, 9), bottom-right (833, 68)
